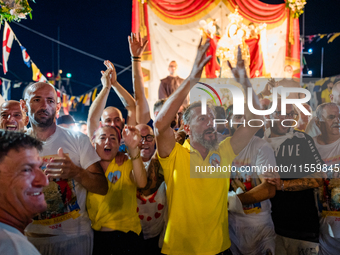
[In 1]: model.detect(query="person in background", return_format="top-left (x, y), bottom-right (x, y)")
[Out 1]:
top-left (313, 103), bottom-right (340, 255)
top-left (0, 131), bottom-right (48, 255)
top-left (294, 103), bottom-right (312, 132)
top-left (57, 114), bottom-right (76, 129)
top-left (225, 107), bottom-right (277, 255)
top-left (158, 61), bottom-right (187, 105)
top-left (306, 81), bottom-right (340, 138)
top-left (215, 106), bottom-right (229, 135)
top-left (321, 80), bottom-right (334, 103)
top-left (78, 120), bottom-right (88, 135)
top-left (0, 100), bottom-right (28, 131)
top-left (264, 99), bottom-right (323, 254)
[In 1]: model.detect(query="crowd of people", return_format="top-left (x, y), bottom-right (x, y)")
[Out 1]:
top-left (0, 32), bottom-right (339, 255)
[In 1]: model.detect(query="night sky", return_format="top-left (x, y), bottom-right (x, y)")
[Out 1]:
top-left (2, 0), bottom-right (340, 121)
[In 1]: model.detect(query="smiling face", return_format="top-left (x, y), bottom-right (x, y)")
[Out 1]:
top-left (94, 126), bottom-right (120, 162)
top-left (317, 104), bottom-right (340, 137)
top-left (0, 147), bottom-right (48, 223)
top-left (24, 83), bottom-right (60, 128)
top-left (136, 124), bottom-right (155, 161)
top-left (0, 101), bottom-right (28, 131)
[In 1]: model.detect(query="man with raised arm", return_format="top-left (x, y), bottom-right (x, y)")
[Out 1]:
top-left (87, 61), bottom-right (136, 139)
top-left (154, 41), bottom-right (263, 255)
top-left (21, 82), bottom-right (108, 255)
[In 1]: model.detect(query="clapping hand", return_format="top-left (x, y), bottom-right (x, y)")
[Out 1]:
top-left (122, 125), bottom-right (141, 150)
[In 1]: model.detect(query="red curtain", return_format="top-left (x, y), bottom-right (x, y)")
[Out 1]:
top-left (148, 0), bottom-right (217, 20)
top-left (227, 0), bottom-right (286, 24)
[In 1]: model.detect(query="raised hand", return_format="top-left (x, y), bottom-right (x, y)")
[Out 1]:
top-left (227, 46), bottom-right (247, 85)
top-left (128, 32), bottom-right (148, 57)
top-left (189, 38), bottom-right (212, 80)
top-left (103, 60), bottom-right (117, 86)
top-left (122, 125), bottom-right (141, 150)
top-left (101, 67), bottom-right (113, 89)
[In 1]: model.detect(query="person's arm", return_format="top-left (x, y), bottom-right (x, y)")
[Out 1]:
top-left (267, 175), bottom-right (323, 191)
top-left (45, 148), bottom-right (108, 195)
top-left (228, 46), bottom-right (263, 155)
top-left (87, 68), bottom-right (112, 139)
top-left (154, 39), bottom-right (212, 158)
top-left (105, 61), bottom-right (137, 126)
top-left (123, 125), bottom-right (147, 188)
top-left (238, 178), bottom-right (276, 204)
top-left (128, 32), bottom-right (151, 124)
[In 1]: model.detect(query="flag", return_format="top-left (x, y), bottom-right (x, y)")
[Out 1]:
top-left (32, 62), bottom-right (42, 81)
top-left (85, 92), bottom-right (92, 106)
top-left (39, 74), bottom-right (48, 83)
top-left (13, 82), bottom-right (22, 88)
top-left (1, 78), bottom-right (11, 101)
top-left (92, 88), bottom-right (97, 102)
top-left (2, 22), bottom-right (14, 74)
top-left (62, 94), bottom-right (68, 108)
top-left (328, 33), bottom-right (340, 43)
top-left (20, 45), bottom-right (31, 68)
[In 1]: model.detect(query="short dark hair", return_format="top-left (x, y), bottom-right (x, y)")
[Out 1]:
top-left (183, 101), bottom-right (215, 125)
top-left (226, 104), bottom-right (233, 122)
top-left (0, 130), bottom-right (42, 163)
top-left (153, 99), bottom-right (167, 113)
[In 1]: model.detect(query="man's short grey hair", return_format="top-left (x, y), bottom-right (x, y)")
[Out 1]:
top-left (183, 101), bottom-right (215, 125)
top-left (153, 99), bottom-right (167, 114)
top-left (316, 102), bottom-right (339, 121)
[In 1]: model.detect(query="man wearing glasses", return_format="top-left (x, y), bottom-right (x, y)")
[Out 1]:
top-left (264, 99), bottom-right (323, 254)
top-left (135, 124), bottom-right (166, 254)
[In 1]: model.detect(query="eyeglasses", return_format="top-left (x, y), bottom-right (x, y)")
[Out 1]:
top-left (274, 111), bottom-right (298, 119)
top-left (140, 134), bottom-right (154, 142)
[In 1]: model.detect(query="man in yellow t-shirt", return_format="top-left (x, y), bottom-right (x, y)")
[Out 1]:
top-left (321, 80), bottom-right (334, 103)
top-left (154, 42), bottom-right (263, 255)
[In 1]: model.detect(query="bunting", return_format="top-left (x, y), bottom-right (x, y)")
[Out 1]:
top-left (20, 45), bottom-right (31, 67)
top-left (305, 32), bottom-right (340, 44)
top-left (1, 78), bottom-right (11, 100)
top-left (2, 21), bottom-right (14, 74)
top-left (31, 62), bottom-right (43, 81)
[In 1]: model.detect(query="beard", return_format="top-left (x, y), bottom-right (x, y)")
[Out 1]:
top-left (193, 128), bottom-right (218, 151)
top-left (31, 109), bottom-right (56, 128)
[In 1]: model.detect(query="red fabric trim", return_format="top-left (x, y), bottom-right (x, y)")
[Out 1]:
top-left (149, 0), bottom-right (215, 18)
top-left (228, 0), bottom-right (285, 23)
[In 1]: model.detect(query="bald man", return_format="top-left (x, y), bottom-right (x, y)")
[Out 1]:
top-left (20, 82), bottom-right (107, 255)
top-left (0, 100), bottom-right (29, 131)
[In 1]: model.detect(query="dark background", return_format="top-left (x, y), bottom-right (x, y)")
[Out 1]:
top-left (2, 0), bottom-right (340, 121)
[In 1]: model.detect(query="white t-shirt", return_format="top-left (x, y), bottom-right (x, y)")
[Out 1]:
top-left (25, 126), bottom-right (101, 236)
top-left (313, 137), bottom-right (340, 238)
top-left (305, 117), bottom-right (321, 138)
top-left (0, 222), bottom-right (40, 255)
top-left (229, 136), bottom-right (276, 226)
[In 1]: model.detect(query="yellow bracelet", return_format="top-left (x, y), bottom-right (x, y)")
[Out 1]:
top-left (129, 150), bottom-right (140, 160)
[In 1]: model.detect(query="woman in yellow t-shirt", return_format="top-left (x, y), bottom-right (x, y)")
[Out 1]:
top-left (87, 125), bottom-right (147, 255)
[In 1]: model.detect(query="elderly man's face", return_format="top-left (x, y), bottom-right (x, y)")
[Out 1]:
top-left (318, 105), bottom-right (340, 136)
top-left (0, 147), bottom-right (48, 221)
top-left (0, 101), bottom-right (28, 131)
top-left (136, 125), bottom-right (155, 161)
